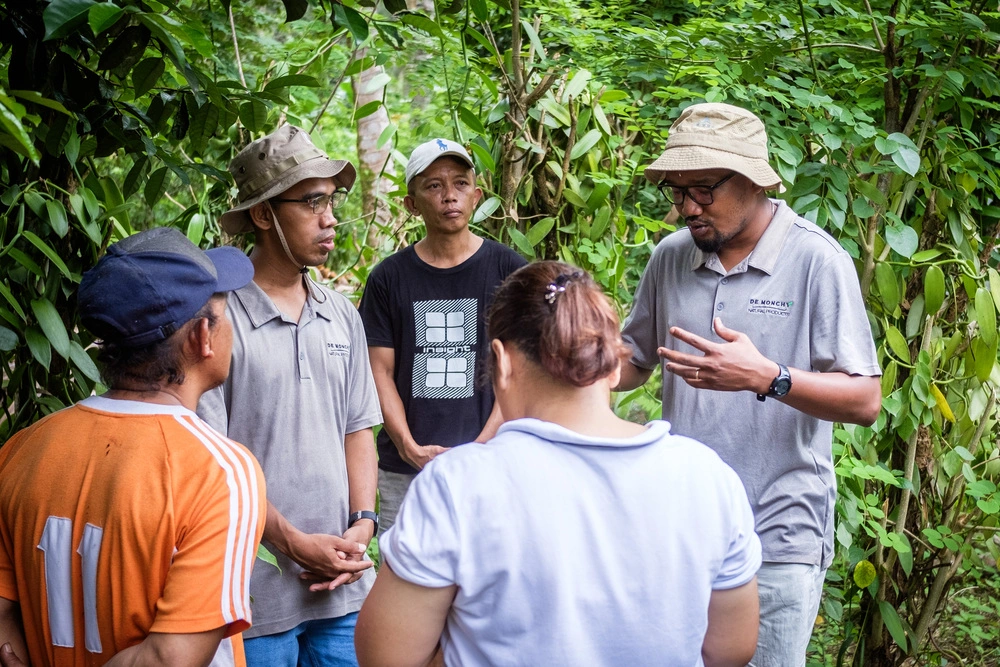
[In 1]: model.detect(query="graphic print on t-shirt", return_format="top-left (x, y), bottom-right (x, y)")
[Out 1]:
top-left (412, 298), bottom-right (477, 399)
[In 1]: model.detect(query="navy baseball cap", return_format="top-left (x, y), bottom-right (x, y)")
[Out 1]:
top-left (78, 227), bottom-right (254, 347)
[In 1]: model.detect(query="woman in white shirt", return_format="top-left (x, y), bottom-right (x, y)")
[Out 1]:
top-left (356, 261), bottom-right (761, 667)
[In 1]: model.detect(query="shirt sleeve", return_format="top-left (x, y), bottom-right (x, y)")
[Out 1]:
top-left (0, 434), bottom-right (22, 602)
top-left (379, 459), bottom-right (460, 588)
top-left (358, 264), bottom-right (395, 348)
top-left (346, 306), bottom-right (385, 433)
top-left (151, 425), bottom-right (266, 637)
top-left (809, 251), bottom-right (882, 377)
top-left (621, 243), bottom-right (664, 370)
top-left (712, 464), bottom-right (762, 590)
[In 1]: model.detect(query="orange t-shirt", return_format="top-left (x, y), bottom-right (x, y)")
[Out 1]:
top-left (0, 396), bottom-right (266, 666)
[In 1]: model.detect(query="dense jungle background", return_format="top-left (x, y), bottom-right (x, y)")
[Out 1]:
top-left (1, 0), bottom-right (999, 663)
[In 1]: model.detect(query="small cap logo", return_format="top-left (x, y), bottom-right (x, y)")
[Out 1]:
top-left (436, 139), bottom-right (449, 151)
top-left (696, 118), bottom-right (714, 128)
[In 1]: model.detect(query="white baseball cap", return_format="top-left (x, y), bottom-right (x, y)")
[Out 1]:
top-left (405, 138), bottom-right (475, 187)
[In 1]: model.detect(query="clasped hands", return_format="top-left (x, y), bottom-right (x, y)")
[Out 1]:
top-left (659, 317), bottom-right (778, 395)
top-left (291, 525), bottom-right (374, 593)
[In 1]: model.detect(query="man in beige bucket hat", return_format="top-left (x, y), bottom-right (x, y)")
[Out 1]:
top-left (617, 103), bottom-right (882, 666)
top-left (199, 125), bottom-right (383, 667)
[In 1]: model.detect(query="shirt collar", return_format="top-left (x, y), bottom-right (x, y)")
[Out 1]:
top-left (234, 278), bottom-right (335, 329)
top-left (496, 418), bottom-right (674, 449)
top-left (688, 198), bottom-right (794, 276)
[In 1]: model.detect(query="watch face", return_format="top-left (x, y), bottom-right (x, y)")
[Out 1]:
top-left (774, 378), bottom-right (792, 396)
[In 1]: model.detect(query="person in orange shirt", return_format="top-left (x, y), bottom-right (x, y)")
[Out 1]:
top-left (0, 227), bottom-right (266, 667)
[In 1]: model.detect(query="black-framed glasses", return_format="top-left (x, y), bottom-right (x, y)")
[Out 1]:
top-left (657, 172), bottom-right (737, 207)
top-left (270, 190), bottom-right (348, 215)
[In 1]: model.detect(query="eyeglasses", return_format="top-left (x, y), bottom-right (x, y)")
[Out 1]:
top-left (657, 172), bottom-right (737, 207)
top-left (270, 190), bottom-right (348, 215)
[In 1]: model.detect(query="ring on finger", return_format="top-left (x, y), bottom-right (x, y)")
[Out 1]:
top-left (694, 368), bottom-right (700, 380)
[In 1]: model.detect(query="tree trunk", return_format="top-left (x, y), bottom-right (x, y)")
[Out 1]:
top-left (353, 57), bottom-right (397, 253)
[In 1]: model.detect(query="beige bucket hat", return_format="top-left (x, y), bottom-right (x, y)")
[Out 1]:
top-left (644, 103), bottom-right (783, 191)
top-left (220, 124), bottom-right (358, 235)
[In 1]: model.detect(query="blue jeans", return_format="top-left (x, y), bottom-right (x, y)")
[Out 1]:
top-left (244, 613), bottom-right (360, 667)
top-left (749, 562), bottom-right (826, 667)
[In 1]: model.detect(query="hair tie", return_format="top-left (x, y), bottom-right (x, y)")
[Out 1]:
top-left (544, 272), bottom-right (583, 305)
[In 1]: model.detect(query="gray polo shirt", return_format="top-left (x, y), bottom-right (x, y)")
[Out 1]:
top-left (199, 279), bottom-right (382, 637)
top-left (622, 200), bottom-right (880, 568)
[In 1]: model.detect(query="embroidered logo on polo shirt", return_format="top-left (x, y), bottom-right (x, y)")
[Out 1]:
top-left (748, 298), bottom-right (794, 318)
top-left (412, 298), bottom-right (478, 399)
top-left (327, 342), bottom-right (350, 357)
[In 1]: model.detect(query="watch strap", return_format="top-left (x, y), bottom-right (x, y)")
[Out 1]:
top-left (349, 510), bottom-right (379, 533)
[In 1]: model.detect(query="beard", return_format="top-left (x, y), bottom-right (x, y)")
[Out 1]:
top-left (687, 215), bottom-right (751, 254)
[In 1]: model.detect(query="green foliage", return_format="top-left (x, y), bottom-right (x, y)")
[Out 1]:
top-left (2, 0), bottom-right (1000, 663)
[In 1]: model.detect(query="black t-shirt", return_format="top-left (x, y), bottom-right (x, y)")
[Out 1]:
top-left (359, 239), bottom-right (527, 473)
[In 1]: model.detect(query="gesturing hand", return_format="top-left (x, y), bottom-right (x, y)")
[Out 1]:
top-left (658, 317), bottom-right (778, 394)
top-left (0, 644), bottom-right (24, 667)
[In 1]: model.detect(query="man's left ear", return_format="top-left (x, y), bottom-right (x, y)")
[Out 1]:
top-left (193, 317), bottom-right (215, 361)
top-left (491, 339), bottom-right (511, 391)
top-left (473, 186), bottom-right (483, 207)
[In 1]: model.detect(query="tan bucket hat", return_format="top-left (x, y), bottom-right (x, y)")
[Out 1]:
top-left (220, 124), bottom-right (358, 235)
top-left (644, 103), bottom-right (783, 191)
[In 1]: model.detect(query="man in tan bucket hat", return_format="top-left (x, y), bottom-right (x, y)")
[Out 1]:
top-left (616, 103), bottom-right (882, 666)
top-left (199, 125), bottom-right (383, 667)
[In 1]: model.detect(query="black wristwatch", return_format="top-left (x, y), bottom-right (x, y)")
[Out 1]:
top-left (757, 364), bottom-right (792, 402)
top-left (349, 510), bottom-right (379, 535)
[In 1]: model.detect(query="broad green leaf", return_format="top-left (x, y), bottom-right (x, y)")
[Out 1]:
top-left (362, 72), bottom-right (391, 94)
top-left (376, 122), bottom-right (396, 150)
top-left (929, 384), bottom-right (955, 423)
top-left (569, 129), bottom-right (601, 161)
top-left (526, 217), bottom-right (555, 246)
top-left (911, 248), bottom-right (942, 262)
top-left (31, 298), bottom-right (70, 359)
top-left (459, 106), bottom-right (486, 135)
top-left (9, 248), bottom-right (43, 278)
top-left (853, 559), bottom-right (876, 588)
top-left (881, 360), bottom-right (898, 396)
top-left (44, 199), bottom-right (69, 238)
top-left (469, 0), bottom-right (487, 21)
top-left (0, 281), bottom-right (27, 321)
top-left (8, 90), bottom-right (72, 117)
top-left (0, 325), bottom-right (16, 351)
top-left (69, 340), bottom-right (102, 383)
top-left (885, 224), bottom-right (918, 258)
top-left (592, 101), bottom-right (611, 136)
top-left (891, 149), bottom-right (920, 176)
top-left (384, 0), bottom-right (408, 14)
top-left (468, 142), bottom-right (495, 173)
top-left (885, 325), bottom-right (910, 363)
top-left (989, 268), bottom-right (1000, 314)
top-left (191, 103), bottom-right (221, 148)
top-left (88, 2), bottom-right (123, 35)
top-left (564, 69), bottom-right (591, 100)
top-left (507, 227), bottom-right (534, 258)
top-left (43, 0), bottom-right (95, 41)
top-left (878, 601), bottom-right (908, 651)
top-left (0, 100), bottom-right (42, 165)
top-left (187, 213), bottom-right (205, 246)
top-left (976, 288), bottom-right (997, 346)
top-left (238, 100), bottom-right (266, 133)
top-left (144, 167), bottom-right (169, 208)
top-left (472, 196), bottom-right (501, 224)
top-left (971, 338), bottom-right (997, 383)
top-left (22, 231), bottom-right (72, 280)
top-left (264, 75), bottom-right (321, 90)
top-left (399, 13), bottom-right (444, 39)
top-left (924, 265), bottom-right (945, 316)
top-left (874, 262), bottom-right (899, 311)
top-left (853, 178), bottom-right (888, 208)
top-left (256, 544), bottom-right (282, 572)
top-left (334, 4), bottom-right (370, 43)
top-left (132, 58), bottom-right (165, 98)
top-left (353, 100), bottom-right (382, 122)
top-left (25, 326), bottom-right (52, 371)
top-left (590, 206), bottom-right (611, 241)
top-left (519, 18), bottom-right (545, 60)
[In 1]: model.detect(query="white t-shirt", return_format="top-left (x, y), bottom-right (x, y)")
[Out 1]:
top-left (380, 418), bottom-right (761, 666)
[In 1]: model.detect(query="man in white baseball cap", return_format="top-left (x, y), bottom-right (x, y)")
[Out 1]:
top-left (199, 124), bottom-right (383, 667)
top-left (617, 103), bottom-right (882, 666)
top-left (359, 138), bottom-right (526, 537)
